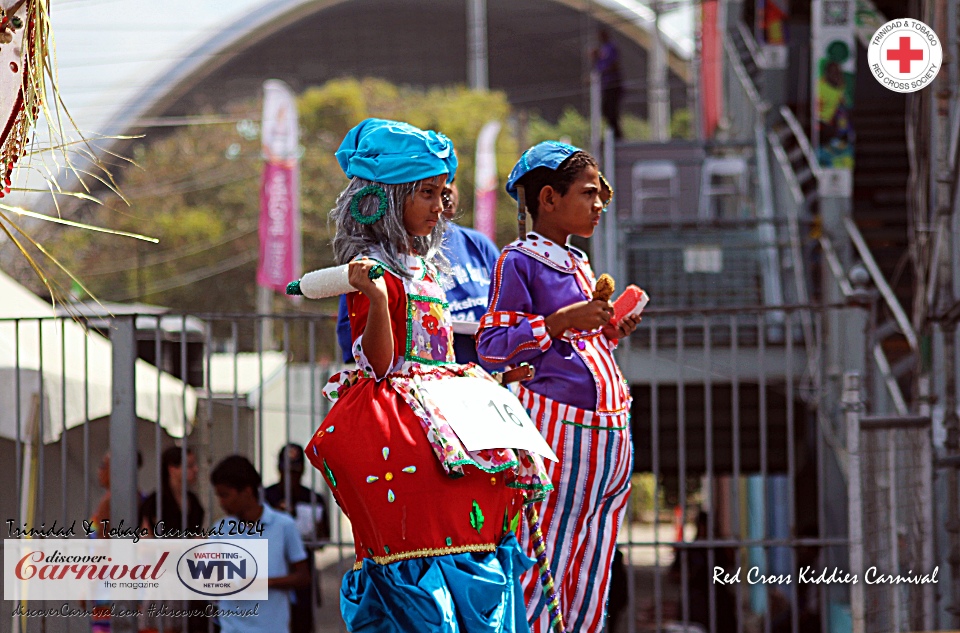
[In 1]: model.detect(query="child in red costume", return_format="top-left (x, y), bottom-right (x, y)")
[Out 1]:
top-left (305, 118), bottom-right (552, 633)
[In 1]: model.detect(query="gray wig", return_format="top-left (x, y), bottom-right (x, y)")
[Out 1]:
top-left (330, 177), bottom-right (449, 278)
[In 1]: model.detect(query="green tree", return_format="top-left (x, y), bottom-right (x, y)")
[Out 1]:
top-left (40, 79), bottom-right (523, 321)
top-left (35, 78), bottom-right (690, 338)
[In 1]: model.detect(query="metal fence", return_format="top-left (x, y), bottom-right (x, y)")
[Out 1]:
top-left (847, 404), bottom-right (935, 633)
top-left (1, 307), bottom-right (872, 633)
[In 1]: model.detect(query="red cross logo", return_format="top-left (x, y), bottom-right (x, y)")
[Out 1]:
top-left (887, 36), bottom-right (924, 73)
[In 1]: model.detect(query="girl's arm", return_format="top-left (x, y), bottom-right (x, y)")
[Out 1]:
top-left (347, 259), bottom-right (394, 378)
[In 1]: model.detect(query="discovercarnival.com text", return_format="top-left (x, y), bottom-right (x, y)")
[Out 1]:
top-left (12, 603), bottom-right (260, 618)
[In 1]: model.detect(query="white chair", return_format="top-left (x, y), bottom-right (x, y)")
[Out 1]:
top-left (631, 160), bottom-right (679, 224)
top-left (698, 156), bottom-right (748, 220)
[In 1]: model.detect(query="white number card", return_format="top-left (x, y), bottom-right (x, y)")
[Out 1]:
top-left (420, 377), bottom-right (558, 462)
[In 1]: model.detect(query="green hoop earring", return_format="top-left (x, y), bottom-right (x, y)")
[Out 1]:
top-left (350, 185), bottom-right (389, 225)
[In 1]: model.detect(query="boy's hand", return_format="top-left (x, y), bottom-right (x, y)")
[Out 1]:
top-left (348, 258), bottom-right (388, 303)
top-left (545, 299), bottom-right (614, 335)
top-left (602, 313), bottom-right (642, 341)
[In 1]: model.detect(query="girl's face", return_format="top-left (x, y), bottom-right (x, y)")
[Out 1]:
top-left (544, 165), bottom-right (604, 239)
top-left (403, 175), bottom-right (447, 237)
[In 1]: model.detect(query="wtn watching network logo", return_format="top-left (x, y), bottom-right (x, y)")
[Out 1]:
top-left (177, 543), bottom-right (260, 597)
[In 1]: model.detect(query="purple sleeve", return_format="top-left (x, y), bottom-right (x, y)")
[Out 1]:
top-left (476, 252), bottom-right (552, 373)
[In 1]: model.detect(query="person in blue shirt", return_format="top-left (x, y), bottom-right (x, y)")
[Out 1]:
top-left (336, 180), bottom-right (500, 364)
top-left (211, 455), bottom-right (310, 633)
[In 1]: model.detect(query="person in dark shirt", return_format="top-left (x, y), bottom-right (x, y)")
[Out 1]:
top-left (438, 181), bottom-right (500, 363)
top-left (139, 446), bottom-right (206, 633)
top-left (140, 446), bottom-right (204, 535)
top-left (264, 443), bottom-right (329, 628)
top-left (592, 28), bottom-right (624, 140)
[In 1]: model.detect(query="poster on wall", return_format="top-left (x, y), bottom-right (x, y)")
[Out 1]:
top-left (757, 0), bottom-right (789, 68)
top-left (812, 0), bottom-right (856, 197)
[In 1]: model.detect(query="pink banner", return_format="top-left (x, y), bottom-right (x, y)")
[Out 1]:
top-left (256, 162), bottom-right (299, 291)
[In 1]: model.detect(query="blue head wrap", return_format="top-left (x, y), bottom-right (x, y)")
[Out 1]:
top-left (336, 118), bottom-right (458, 185)
top-left (505, 140), bottom-right (581, 200)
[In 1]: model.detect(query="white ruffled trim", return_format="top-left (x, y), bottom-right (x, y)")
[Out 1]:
top-left (352, 335), bottom-right (403, 382)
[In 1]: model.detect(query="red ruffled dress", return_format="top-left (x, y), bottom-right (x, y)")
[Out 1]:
top-left (306, 254), bottom-right (552, 633)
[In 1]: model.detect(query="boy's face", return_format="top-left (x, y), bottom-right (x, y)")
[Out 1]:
top-left (543, 165), bottom-right (604, 239)
top-left (441, 183), bottom-right (459, 220)
top-left (403, 175), bottom-right (447, 237)
top-left (214, 484), bottom-right (255, 517)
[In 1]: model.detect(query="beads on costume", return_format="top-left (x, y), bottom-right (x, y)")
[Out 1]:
top-left (364, 444), bottom-right (415, 502)
top-left (526, 503), bottom-right (566, 633)
top-left (350, 184), bottom-right (388, 225)
top-left (322, 459), bottom-right (337, 488)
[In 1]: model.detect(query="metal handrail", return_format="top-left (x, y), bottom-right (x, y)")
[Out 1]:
top-left (735, 21), bottom-right (765, 70)
top-left (820, 233), bottom-right (911, 415)
top-left (818, 234), bottom-right (855, 297)
top-left (766, 127), bottom-right (819, 385)
top-left (872, 343), bottom-right (910, 415)
top-left (779, 106), bottom-right (822, 181)
top-left (844, 216), bottom-right (920, 352)
top-left (722, 35), bottom-right (769, 116)
top-left (766, 130), bottom-right (805, 205)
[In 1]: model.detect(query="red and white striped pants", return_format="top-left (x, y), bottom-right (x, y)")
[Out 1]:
top-left (517, 386), bottom-right (633, 633)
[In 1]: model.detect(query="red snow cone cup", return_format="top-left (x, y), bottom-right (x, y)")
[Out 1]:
top-left (612, 285), bottom-right (649, 325)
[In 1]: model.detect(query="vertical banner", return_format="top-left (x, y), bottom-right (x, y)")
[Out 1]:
top-left (256, 80), bottom-right (301, 292)
top-left (812, 0), bottom-right (856, 197)
top-left (757, 0), bottom-right (789, 68)
top-left (700, 0), bottom-right (722, 139)
top-left (474, 120), bottom-right (501, 242)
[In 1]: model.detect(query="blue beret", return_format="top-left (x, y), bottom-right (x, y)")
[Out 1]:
top-left (335, 118), bottom-right (458, 185)
top-left (505, 140), bottom-right (582, 200)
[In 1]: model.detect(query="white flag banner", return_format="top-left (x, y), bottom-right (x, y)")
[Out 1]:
top-left (473, 120), bottom-right (501, 242)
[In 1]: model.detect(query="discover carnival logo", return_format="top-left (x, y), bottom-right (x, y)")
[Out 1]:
top-left (868, 19), bottom-right (942, 93)
top-left (4, 539), bottom-right (267, 601)
top-left (176, 542), bottom-right (259, 597)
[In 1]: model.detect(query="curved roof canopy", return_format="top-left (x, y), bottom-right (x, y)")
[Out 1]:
top-left (56, 0), bottom-right (692, 136)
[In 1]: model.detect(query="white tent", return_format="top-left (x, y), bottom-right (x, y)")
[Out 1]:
top-left (0, 270), bottom-right (197, 443)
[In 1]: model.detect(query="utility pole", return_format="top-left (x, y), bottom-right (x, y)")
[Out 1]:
top-left (932, 0), bottom-right (960, 624)
top-left (587, 0), bottom-right (601, 159)
top-left (467, 0), bottom-right (489, 90)
top-left (649, 0), bottom-right (671, 141)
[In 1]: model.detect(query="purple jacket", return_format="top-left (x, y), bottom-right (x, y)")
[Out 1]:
top-left (477, 232), bottom-right (607, 411)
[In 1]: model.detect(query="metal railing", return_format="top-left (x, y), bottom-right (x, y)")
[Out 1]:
top-left (818, 226), bottom-right (915, 416)
top-left (1, 308), bottom-right (863, 633)
top-left (722, 25), bottom-right (769, 143)
top-left (844, 373), bottom-right (935, 633)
